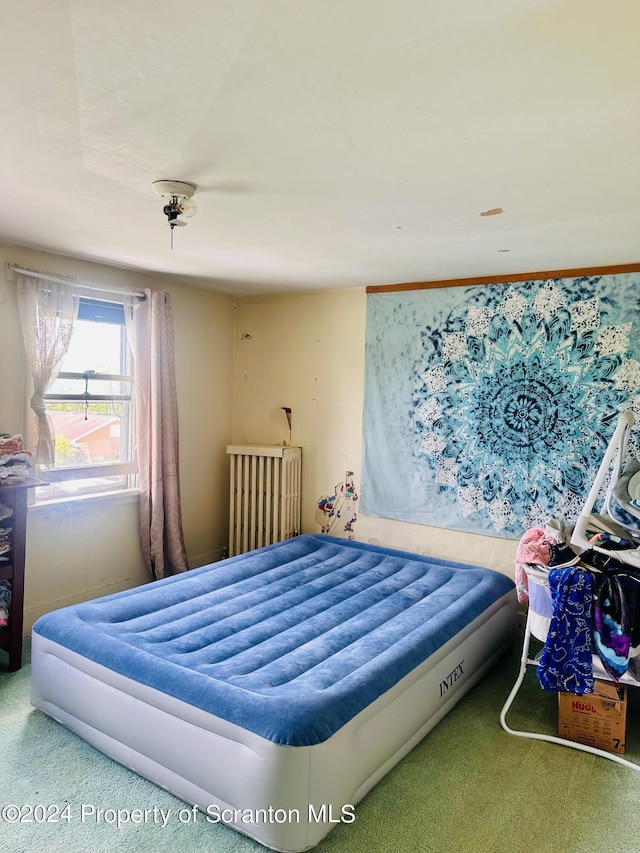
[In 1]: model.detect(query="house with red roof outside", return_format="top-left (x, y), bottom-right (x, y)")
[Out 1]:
top-left (48, 411), bottom-right (121, 467)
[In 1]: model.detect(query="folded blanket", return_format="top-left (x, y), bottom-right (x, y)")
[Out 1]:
top-left (0, 434), bottom-right (30, 456)
top-left (0, 452), bottom-right (32, 467)
top-left (537, 567), bottom-right (594, 695)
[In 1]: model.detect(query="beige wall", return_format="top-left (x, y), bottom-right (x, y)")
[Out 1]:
top-left (1, 245), bottom-right (519, 637)
top-left (233, 288), bottom-right (518, 577)
top-left (0, 244), bottom-right (235, 630)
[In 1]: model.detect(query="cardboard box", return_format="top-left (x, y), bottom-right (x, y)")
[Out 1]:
top-left (558, 679), bottom-right (627, 754)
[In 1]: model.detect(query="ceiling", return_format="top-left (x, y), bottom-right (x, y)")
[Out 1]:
top-left (2, 1), bottom-right (639, 296)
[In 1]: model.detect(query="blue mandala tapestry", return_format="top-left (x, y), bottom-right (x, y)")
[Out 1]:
top-left (362, 274), bottom-right (640, 539)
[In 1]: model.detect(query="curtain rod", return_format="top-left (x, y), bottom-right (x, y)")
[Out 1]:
top-left (7, 264), bottom-right (146, 301)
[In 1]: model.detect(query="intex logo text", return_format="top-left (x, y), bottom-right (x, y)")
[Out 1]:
top-left (439, 661), bottom-right (465, 697)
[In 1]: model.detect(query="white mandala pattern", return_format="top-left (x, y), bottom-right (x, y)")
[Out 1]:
top-left (412, 276), bottom-right (640, 535)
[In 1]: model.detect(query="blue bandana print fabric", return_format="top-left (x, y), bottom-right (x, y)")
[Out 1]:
top-left (537, 567), bottom-right (595, 695)
top-left (362, 274), bottom-right (640, 538)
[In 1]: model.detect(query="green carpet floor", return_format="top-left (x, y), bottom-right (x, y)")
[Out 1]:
top-left (2, 640), bottom-right (640, 853)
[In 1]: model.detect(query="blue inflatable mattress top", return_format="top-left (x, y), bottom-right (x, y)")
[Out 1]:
top-left (33, 534), bottom-right (514, 746)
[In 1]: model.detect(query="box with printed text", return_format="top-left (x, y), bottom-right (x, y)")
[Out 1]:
top-left (558, 679), bottom-right (627, 754)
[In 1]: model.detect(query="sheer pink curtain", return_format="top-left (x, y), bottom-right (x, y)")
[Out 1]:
top-left (127, 289), bottom-right (188, 579)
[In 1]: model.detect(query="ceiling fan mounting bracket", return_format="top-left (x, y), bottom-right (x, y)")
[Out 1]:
top-left (152, 180), bottom-right (197, 200)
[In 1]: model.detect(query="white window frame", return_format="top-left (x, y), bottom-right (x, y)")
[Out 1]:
top-left (35, 295), bottom-right (138, 503)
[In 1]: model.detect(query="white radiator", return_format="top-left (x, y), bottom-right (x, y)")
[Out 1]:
top-left (226, 445), bottom-right (302, 556)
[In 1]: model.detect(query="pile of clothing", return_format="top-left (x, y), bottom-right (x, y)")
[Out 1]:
top-left (0, 434), bottom-right (28, 630)
top-left (0, 434), bottom-right (32, 482)
top-left (516, 517), bottom-right (640, 695)
top-left (0, 501), bottom-right (12, 629)
top-left (0, 579), bottom-right (10, 629)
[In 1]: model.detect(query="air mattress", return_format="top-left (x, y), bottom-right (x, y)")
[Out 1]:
top-left (32, 534), bottom-right (516, 851)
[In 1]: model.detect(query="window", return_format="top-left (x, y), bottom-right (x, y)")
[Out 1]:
top-left (36, 297), bottom-right (136, 501)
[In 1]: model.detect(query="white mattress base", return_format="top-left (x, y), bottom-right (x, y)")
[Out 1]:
top-left (31, 588), bottom-right (516, 852)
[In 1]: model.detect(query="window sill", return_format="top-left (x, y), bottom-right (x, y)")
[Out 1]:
top-left (28, 488), bottom-right (140, 514)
